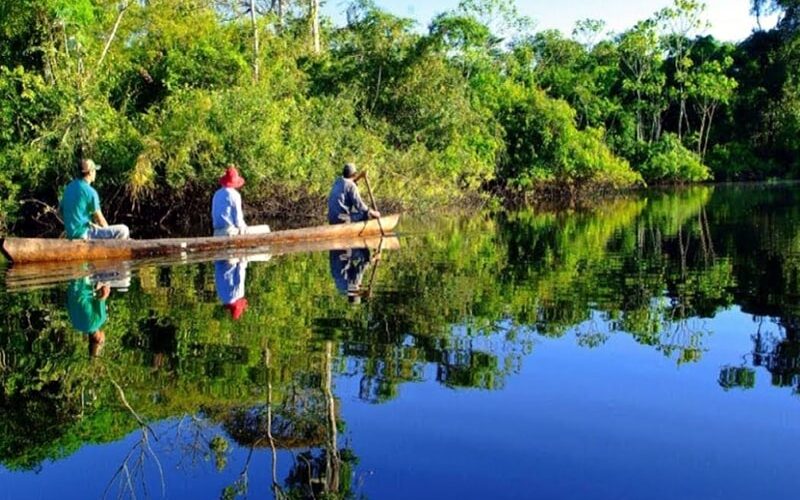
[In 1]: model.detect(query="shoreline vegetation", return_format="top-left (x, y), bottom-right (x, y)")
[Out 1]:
top-left (1, 0), bottom-right (799, 237)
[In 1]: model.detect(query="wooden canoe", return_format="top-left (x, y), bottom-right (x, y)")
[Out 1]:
top-left (1, 214), bottom-right (400, 264)
top-left (4, 235), bottom-right (400, 291)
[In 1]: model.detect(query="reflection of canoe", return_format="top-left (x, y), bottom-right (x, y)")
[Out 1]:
top-left (4, 235), bottom-right (400, 291)
top-left (1, 214), bottom-right (399, 264)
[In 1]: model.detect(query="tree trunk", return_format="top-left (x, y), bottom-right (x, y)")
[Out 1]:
top-left (310, 0), bottom-right (321, 54)
top-left (250, 0), bottom-right (259, 82)
top-left (702, 104), bottom-right (717, 160)
top-left (697, 102), bottom-right (708, 157)
top-left (271, 0), bottom-right (284, 32)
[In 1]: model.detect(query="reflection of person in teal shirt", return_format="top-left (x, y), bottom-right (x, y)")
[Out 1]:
top-left (67, 278), bottom-right (109, 356)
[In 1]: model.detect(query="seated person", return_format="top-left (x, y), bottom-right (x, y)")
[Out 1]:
top-left (211, 165), bottom-right (271, 236)
top-left (60, 159), bottom-right (130, 240)
top-left (327, 163), bottom-right (380, 224)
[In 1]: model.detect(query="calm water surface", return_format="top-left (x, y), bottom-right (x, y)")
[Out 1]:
top-left (1, 184), bottom-right (799, 499)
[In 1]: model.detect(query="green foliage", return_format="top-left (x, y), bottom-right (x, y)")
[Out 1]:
top-left (497, 85), bottom-right (641, 190)
top-left (2, 0), bottom-right (800, 232)
top-left (638, 133), bottom-right (710, 183)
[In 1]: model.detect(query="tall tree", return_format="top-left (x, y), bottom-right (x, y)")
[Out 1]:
top-left (248, 0), bottom-right (260, 81)
top-left (658, 0), bottom-right (708, 139)
top-left (310, 0), bottom-right (320, 53)
top-left (688, 56), bottom-right (737, 159)
top-left (618, 20), bottom-right (666, 143)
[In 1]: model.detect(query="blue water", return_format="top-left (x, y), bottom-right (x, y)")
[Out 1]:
top-left (1, 185), bottom-right (800, 499)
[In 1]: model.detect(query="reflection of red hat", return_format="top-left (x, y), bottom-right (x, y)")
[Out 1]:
top-left (225, 297), bottom-right (248, 320)
top-left (219, 165), bottom-right (245, 189)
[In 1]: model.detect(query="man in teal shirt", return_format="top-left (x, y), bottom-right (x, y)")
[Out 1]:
top-left (67, 277), bottom-right (109, 356)
top-left (60, 159), bottom-right (130, 240)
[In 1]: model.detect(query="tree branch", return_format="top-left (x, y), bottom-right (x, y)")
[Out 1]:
top-left (96, 1), bottom-right (130, 72)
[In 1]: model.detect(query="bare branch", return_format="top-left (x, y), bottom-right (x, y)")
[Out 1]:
top-left (96, 2), bottom-right (131, 72)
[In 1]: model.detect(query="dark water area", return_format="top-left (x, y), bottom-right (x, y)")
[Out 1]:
top-left (1, 184), bottom-right (800, 499)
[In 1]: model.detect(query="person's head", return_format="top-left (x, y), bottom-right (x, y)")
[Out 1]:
top-left (219, 164), bottom-right (245, 189)
top-left (342, 163), bottom-right (357, 179)
top-left (347, 282), bottom-right (362, 305)
top-left (224, 297), bottom-right (249, 321)
top-left (79, 159), bottom-right (101, 183)
top-left (88, 330), bottom-right (106, 357)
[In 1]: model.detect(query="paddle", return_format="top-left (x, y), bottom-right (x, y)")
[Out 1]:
top-left (365, 237), bottom-right (385, 299)
top-left (362, 172), bottom-right (385, 236)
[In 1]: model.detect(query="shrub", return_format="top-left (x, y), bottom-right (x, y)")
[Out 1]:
top-left (638, 133), bottom-right (710, 184)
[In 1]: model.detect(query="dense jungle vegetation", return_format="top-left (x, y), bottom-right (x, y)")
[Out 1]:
top-left (1, 0), bottom-right (799, 233)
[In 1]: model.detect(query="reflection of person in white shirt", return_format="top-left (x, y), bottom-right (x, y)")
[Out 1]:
top-left (215, 258), bottom-right (248, 320)
top-left (211, 165), bottom-right (271, 237)
top-left (214, 254), bottom-right (271, 320)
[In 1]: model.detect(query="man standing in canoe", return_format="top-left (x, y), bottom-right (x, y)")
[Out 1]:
top-left (211, 165), bottom-right (271, 236)
top-left (60, 159), bottom-right (130, 240)
top-left (327, 163), bottom-right (380, 224)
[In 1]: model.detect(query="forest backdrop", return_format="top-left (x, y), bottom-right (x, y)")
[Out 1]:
top-left (1, 0), bottom-right (798, 233)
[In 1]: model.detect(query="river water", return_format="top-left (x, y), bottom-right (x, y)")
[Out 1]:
top-left (0, 184), bottom-right (799, 499)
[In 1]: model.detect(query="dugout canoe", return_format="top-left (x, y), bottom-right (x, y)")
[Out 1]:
top-left (4, 235), bottom-right (400, 291)
top-left (1, 214), bottom-right (400, 264)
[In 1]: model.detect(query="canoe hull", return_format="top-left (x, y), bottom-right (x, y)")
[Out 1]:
top-left (5, 235), bottom-right (400, 291)
top-left (1, 214), bottom-right (399, 264)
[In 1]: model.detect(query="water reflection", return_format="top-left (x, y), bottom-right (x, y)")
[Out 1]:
top-left (329, 247), bottom-right (375, 304)
top-left (65, 265), bottom-right (133, 357)
top-left (2, 185), bottom-right (800, 497)
top-left (214, 254), bottom-right (271, 320)
top-left (215, 258), bottom-right (249, 321)
top-left (66, 277), bottom-right (109, 356)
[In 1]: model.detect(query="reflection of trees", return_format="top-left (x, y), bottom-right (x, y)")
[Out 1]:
top-left (494, 187), bottom-right (729, 363)
top-left (7, 183), bottom-right (800, 475)
top-left (713, 186), bottom-right (800, 394)
top-left (216, 341), bottom-right (357, 499)
top-left (751, 318), bottom-right (800, 391)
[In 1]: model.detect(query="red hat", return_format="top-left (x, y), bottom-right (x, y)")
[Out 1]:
top-left (224, 297), bottom-right (248, 321)
top-left (219, 165), bottom-right (245, 189)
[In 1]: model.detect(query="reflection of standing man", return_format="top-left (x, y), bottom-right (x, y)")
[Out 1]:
top-left (67, 277), bottom-right (109, 357)
top-left (215, 259), bottom-right (249, 320)
top-left (329, 248), bottom-right (372, 304)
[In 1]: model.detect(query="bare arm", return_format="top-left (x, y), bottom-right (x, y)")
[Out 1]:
top-left (93, 211), bottom-right (109, 228)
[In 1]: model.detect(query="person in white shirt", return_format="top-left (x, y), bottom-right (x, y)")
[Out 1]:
top-left (211, 165), bottom-right (271, 237)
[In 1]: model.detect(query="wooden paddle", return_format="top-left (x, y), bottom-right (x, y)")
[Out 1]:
top-left (362, 172), bottom-right (385, 236)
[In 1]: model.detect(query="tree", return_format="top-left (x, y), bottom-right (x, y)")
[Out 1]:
top-left (572, 18), bottom-right (606, 49)
top-left (618, 20), bottom-right (666, 143)
top-left (309, 0), bottom-right (320, 53)
top-left (688, 56), bottom-right (738, 159)
top-left (658, 0), bottom-right (709, 139)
